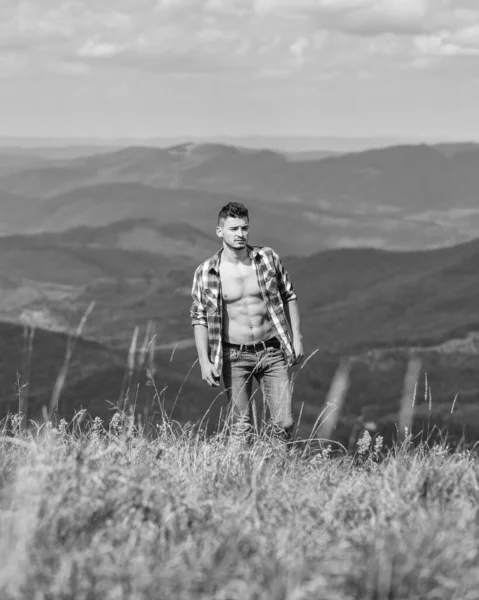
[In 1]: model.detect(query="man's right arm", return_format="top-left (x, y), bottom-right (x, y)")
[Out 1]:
top-left (193, 325), bottom-right (220, 387)
top-left (190, 268), bottom-right (220, 387)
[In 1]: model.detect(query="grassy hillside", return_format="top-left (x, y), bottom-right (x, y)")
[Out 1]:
top-left (1, 423), bottom-right (478, 599)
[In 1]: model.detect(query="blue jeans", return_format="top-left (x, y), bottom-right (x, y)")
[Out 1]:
top-left (222, 342), bottom-right (294, 443)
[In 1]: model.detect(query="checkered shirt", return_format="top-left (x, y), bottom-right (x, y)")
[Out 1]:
top-left (190, 245), bottom-right (298, 373)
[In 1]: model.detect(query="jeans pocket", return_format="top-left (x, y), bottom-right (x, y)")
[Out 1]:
top-left (266, 346), bottom-right (288, 364)
top-left (266, 346), bottom-right (282, 357)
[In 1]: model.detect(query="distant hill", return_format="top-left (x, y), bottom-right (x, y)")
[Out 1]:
top-left (221, 144), bottom-right (479, 212)
top-left (433, 142), bottom-right (479, 157)
top-left (0, 152), bottom-right (55, 177)
top-left (285, 149), bottom-right (340, 161)
top-left (288, 236), bottom-right (479, 351)
top-left (2, 143), bottom-right (477, 253)
top-left (0, 181), bottom-right (463, 255)
top-left (0, 182), bottom-right (315, 254)
top-left (2, 142), bottom-right (479, 218)
top-left (0, 144), bottom-right (254, 196)
top-left (181, 148), bottom-right (287, 196)
top-left (34, 219), bottom-right (218, 257)
top-left (0, 135), bottom-right (427, 152)
top-left (0, 227), bottom-right (192, 283)
top-left (0, 191), bottom-right (56, 235)
top-left (0, 145), bottom-right (120, 160)
top-left (167, 142), bottom-right (242, 161)
top-left (0, 226), bottom-right (201, 349)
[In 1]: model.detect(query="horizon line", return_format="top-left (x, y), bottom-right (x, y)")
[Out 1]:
top-left (0, 134), bottom-right (475, 142)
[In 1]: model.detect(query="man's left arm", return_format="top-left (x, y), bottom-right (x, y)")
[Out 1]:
top-left (284, 299), bottom-right (304, 365)
top-left (274, 252), bottom-right (304, 365)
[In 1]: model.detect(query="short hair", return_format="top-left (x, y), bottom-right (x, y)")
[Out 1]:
top-left (217, 202), bottom-right (249, 225)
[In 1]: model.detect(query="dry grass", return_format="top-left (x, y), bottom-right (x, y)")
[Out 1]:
top-left (1, 411), bottom-right (479, 600)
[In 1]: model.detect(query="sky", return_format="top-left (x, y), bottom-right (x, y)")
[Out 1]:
top-left (1, 0), bottom-right (479, 140)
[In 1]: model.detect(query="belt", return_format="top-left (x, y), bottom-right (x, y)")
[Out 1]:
top-left (223, 336), bottom-right (281, 353)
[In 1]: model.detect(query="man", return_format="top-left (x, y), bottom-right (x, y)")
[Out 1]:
top-left (190, 201), bottom-right (303, 444)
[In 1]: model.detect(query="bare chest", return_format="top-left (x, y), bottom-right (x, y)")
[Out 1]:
top-left (219, 262), bottom-right (261, 303)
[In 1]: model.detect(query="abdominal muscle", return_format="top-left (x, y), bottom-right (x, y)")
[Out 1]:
top-left (220, 263), bottom-right (273, 345)
top-left (223, 297), bottom-right (273, 345)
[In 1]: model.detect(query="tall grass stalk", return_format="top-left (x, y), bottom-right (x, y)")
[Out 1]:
top-left (49, 301), bottom-right (95, 419)
top-left (398, 356), bottom-right (422, 440)
top-left (314, 359), bottom-right (350, 444)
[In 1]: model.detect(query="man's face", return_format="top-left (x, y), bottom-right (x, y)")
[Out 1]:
top-left (216, 217), bottom-right (250, 249)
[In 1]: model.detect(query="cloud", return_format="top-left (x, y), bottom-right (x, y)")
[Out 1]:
top-left (255, 0), bottom-right (433, 35)
top-left (78, 40), bottom-right (124, 59)
top-left (1, 0), bottom-right (479, 78)
top-left (289, 37), bottom-right (308, 66)
top-left (414, 22), bottom-right (479, 60)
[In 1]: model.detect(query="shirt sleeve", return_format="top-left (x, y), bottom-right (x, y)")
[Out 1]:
top-left (190, 267), bottom-right (208, 327)
top-left (273, 251), bottom-right (298, 303)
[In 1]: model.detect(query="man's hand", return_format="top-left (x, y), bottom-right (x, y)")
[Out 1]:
top-left (200, 360), bottom-right (221, 387)
top-left (292, 337), bottom-right (304, 365)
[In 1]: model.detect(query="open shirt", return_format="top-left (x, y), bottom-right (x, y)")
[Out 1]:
top-left (190, 245), bottom-right (298, 372)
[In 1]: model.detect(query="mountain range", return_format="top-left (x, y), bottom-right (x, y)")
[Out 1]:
top-left (2, 141), bottom-right (479, 254)
top-left (2, 142), bottom-right (479, 215)
top-left (1, 139), bottom-right (479, 443)
top-left (0, 135), bottom-right (446, 153)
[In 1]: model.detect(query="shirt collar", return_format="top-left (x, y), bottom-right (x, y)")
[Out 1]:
top-left (208, 245), bottom-right (260, 274)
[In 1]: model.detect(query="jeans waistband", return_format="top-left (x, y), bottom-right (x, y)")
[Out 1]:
top-left (223, 336), bottom-right (281, 353)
